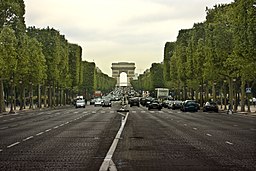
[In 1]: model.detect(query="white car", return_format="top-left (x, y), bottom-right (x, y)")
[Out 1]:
top-left (94, 99), bottom-right (103, 106)
top-left (76, 99), bottom-right (86, 108)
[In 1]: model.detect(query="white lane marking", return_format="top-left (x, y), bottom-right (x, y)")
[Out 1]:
top-left (100, 112), bottom-right (129, 171)
top-left (83, 111), bottom-right (88, 114)
top-left (92, 111), bottom-right (96, 113)
top-left (184, 124), bottom-right (187, 126)
top-left (54, 126), bottom-right (59, 129)
top-left (225, 141), bottom-right (233, 145)
top-left (0, 127), bottom-right (8, 130)
top-left (101, 111), bottom-right (105, 113)
top-left (159, 111), bottom-right (164, 113)
top-left (74, 112), bottom-right (78, 114)
top-left (193, 127), bottom-right (198, 130)
top-left (0, 149), bottom-right (2, 152)
top-left (36, 132), bottom-right (44, 136)
top-left (206, 133), bottom-right (212, 137)
top-left (233, 125), bottom-right (238, 127)
top-left (110, 111), bottom-right (114, 114)
top-left (141, 111), bottom-right (145, 113)
top-left (59, 124), bottom-right (64, 127)
top-left (45, 129), bottom-right (52, 132)
top-left (23, 136), bottom-right (34, 141)
top-left (65, 121), bottom-right (70, 124)
top-left (7, 142), bottom-right (20, 148)
top-left (132, 111), bottom-right (136, 113)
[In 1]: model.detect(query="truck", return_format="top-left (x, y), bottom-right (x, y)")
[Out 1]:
top-left (155, 88), bottom-right (169, 99)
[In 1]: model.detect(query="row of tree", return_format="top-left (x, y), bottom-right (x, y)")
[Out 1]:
top-left (0, 0), bottom-right (116, 113)
top-left (132, 0), bottom-right (256, 112)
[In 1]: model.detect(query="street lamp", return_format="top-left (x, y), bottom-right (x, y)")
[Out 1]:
top-left (233, 78), bottom-right (237, 112)
top-left (223, 80), bottom-right (227, 110)
top-left (19, 80), bottom-right (23, 110)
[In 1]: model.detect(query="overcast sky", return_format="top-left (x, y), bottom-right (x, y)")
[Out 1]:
top-left (24, 0), bottom-right (233, 76)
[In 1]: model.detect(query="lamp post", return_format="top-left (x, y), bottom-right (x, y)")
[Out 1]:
top-left (224, 80), bottom-right (227, 110)
top-left (19, 80), bottom-right (23, 110)
top-left (203, 83), bottom-right (206, 103)
top-left (199, 84), bottom-right (203, 107)
top-left (233, 78), bottom-right (237, 112)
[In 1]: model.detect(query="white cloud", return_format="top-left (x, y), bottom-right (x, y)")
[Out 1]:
top-left (24, 0), bottom-right (234, 76)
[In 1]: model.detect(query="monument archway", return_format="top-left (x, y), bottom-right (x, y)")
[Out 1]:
top-left (111, 62), bottom-right (135, 87)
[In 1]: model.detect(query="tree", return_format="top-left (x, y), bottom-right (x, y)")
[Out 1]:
top-left (0, 26), bottom-right (17, 112)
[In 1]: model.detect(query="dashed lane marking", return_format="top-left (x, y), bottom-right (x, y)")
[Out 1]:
top-left (7, 142), bottom-right (20, 148)
top-left (193, 127), bottom-right (198, 130)
top-left (0, 127), bottom-right (8, 130)
top-left (45, 129), bottom-right (52, 132)
top-left (36, 132), bottom-right (44, 136)
top-left (54, 126), bottom-right (59, 129)
top-left (206, 133), bottom-right (212, 137)
top-left (23, 136), bottom-right (34, 141)
top-left (225, 141), bottom-right (234, 145)
top-left (184, 124), bottom-right (187, 126)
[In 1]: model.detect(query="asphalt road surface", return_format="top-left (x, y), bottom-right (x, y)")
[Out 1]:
top-left (0, 103), bottom-right (255, 171)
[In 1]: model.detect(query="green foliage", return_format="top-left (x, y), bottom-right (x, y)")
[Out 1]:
top-left (0, 26), bottom-right (17, 79)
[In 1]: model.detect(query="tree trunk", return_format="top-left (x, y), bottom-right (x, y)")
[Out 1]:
top-left (240, 79), bottom-right (245, 112)
top-left (0, 80), bottom-right (5, 113)
top-left (228, 78), bottom-right (233, 110)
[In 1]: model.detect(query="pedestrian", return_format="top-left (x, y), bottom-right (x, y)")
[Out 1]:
top-left (227, 103), bottom-right (232, 114)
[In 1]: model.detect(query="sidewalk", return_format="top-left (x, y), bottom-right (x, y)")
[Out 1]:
top-left (1, 105), bottom-right (38, 115)
top-left (219, 105), bottom-right (256, 115)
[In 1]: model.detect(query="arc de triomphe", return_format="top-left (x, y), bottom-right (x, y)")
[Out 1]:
top-left (111, 62), bottom-right (135, 87)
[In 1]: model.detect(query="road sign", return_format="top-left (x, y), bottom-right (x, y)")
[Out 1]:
top-left (246, 88), bottom-right (251, 94)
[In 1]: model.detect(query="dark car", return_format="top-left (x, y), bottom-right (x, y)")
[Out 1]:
top-left (203, 102), bottom-right (218, 112)
top-left (181, 100), bottom-right (198, 112)
top-left (130, 97), bottom-right (140, 107)
top-left (148, 100), bottom-right (162, 110)
top-left (102, 99), bottom-right (112, 107)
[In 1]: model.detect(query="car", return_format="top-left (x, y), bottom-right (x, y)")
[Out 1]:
top-left (90, 98), bottom-right (96, 105)
top-left (130, 97), bottom-right (140, 107)
top-left (148, 100), bottom-right (162, 110)
top-left (75, 99), bottom-right (86, 108)
top-left (102, 99), bottom-right (112, 107)
top-left (94, 98), bottom-right (103, 106)
top-left (168, 100), bottom-right (182, 110)
top-left (162, 100), bottom-right (172, 108)
top-left (181, 100), bottom-right (198, 112)
top-left (203, 101), bottom-right (218, 112)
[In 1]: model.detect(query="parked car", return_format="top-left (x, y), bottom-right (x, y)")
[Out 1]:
top-left (162, 100), bottom-right (172, 108)
top-left (168, 100), bottom-right (182, 110)
top-left (148, 100), bottom-right (162, 110)
top-left (181, 100), bottom-right (198, 112)
top-left (130, 97), bottom-right (140, 107)
top-left (203, 101), bottom-right (218, 112)
top-left (75, 99), bottom-right (86, 108)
